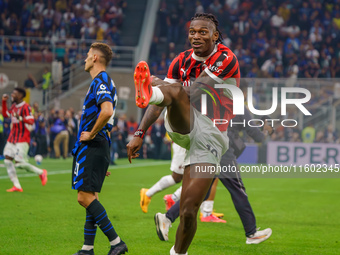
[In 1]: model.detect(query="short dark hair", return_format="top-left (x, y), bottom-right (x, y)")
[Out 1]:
top-left (14, 87), bottom-right (26, 98)
top-left (191, 13), bottom-right (224, 44)
top-left (90, 42), bottom-right (113, 66)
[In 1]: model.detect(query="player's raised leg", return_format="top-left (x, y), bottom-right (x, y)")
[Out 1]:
top-left (134, 61), bottom-right (192, 135)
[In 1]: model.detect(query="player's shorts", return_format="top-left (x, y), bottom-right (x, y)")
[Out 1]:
top-left (4, 142), bottom-right (29, 162)
top-left (164, 108), bottom-right (228, 167)
top-left (72, 137), bottom-right (110, 193)
top-left (170, 142), bottom-right (186, 174)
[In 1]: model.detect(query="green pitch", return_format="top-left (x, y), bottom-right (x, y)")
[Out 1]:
top-left (0, 158), bottom-right (339, 255)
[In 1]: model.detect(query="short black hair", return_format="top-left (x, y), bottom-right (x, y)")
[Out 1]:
top-left (191, 13), bottom-right (224, 44)
top-left (14, 87), bottom-right (26, 98)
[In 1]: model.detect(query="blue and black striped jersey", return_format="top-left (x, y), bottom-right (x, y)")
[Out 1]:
top-left (73, 71), bottom-right (117, 154)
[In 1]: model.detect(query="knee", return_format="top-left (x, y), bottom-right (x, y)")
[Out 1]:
top-left (77, 195), bottom-right (86, 207)
top-left (161, 83), bottom-right (184, 99)
top-left (173, 176), bottom-right (182, 183)
top-left (180, 203), bottom-right (199, 226)
top-left (77, 191), bottom-right (96, 208)
top-left (77, 193), bottom-right (94, 208)
top-left (172, 173), bottom-right (183, 183)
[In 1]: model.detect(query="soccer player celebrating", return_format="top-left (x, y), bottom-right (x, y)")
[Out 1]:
top-left (72, 42), bottom-right (127, 255)
top-left (128, 13), bottom-right (239, 255)
top-left (2, 88), bottom-right (47, 192)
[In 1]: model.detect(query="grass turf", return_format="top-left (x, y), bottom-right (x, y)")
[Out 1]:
top-left (0, 158), bottom-right (339, 255)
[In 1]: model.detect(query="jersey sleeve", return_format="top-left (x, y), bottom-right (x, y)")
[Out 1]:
top-left (22, 104), bottom-right (34, 125)
top-left (204, 51), bottom-right (240, 85)
top-left (2, 100), bottom-right (9, 118)
top-left (165, 54), bottom-right (182, 83)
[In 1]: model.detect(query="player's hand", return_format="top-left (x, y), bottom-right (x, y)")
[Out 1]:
top-left (79, 131), bottom-right (95, 142)
top-left (2, 94), bottom-right (9, 101)
top-left (126, 137), bottom-right (143, 163)
top-left (106, 171), bottom-right (111, 177)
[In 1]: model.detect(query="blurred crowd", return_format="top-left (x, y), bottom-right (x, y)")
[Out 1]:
top-left (150, 0), bottom-right (340, 79)
top-left (0, 0), bottom-right (126, 62)
top-left (270, 123), bottom-right (339, 143)
top-left (0, 103), bottom-right (172, 163)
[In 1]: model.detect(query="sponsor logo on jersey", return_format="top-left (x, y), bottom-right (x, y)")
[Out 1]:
top-left (97, 84), bottom-right (111, 95)
top-left (208, 64), bottom-right (223, 73)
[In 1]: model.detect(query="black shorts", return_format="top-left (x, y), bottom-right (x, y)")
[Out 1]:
top-left (72, 137), bottom-right (110, 192)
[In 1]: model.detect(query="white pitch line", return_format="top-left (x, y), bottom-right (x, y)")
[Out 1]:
top-left (0, 160), bottom-right (171, 180)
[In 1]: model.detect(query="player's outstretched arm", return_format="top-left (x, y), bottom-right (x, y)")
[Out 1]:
top-left (126, 104), bottom-right (164, 163)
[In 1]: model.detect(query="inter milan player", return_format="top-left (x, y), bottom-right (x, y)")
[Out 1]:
top-left (128, 13), bottom-right (239, 255)
top-left (72, 42), bottom-right (127, 255)
top-left (2, 88), bottom-right (47, 192)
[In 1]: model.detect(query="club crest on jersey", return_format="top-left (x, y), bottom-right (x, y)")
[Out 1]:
top-left (216, 61), bottom-right (223, 67)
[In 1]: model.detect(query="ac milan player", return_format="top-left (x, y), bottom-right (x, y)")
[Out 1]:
top-left (127, 13), bottom-right (239, 255)
top-left (2, 88), bottom-right (47, 192)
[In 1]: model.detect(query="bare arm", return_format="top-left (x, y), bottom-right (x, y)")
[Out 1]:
top-left (80, 101), bottom-right (113, 142)
top-left (126, 104), bottom-right (164, 163)
top-left (2, 94), bottom-right (9, 118)
top-left (138, 104), bottom-right (164, 131)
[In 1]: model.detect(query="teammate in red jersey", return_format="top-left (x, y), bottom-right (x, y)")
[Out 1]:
top-left (2, 88), bottom-right (47, 192)
top-left (128, 13), bottom-right (239, 255)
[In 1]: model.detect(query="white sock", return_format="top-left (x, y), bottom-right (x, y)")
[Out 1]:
top-left (172, 186), bottom-right (182, 202)
top-left (81, 245), bottom-right (94, 251)
top-left (170, 245), bottom-right (188, 255)
top-left (149, 86), bottom-right (164, 105)
top-left (110, 236), bottom-right (121, 246)
top-left (5, 159), bottom-right (22, 189)
top-left (15, 162), bottom-right (43, 175)
top-left (146, 175), bottom-right (176, 197)
top-left (200, 200), bottom-right (214, 217)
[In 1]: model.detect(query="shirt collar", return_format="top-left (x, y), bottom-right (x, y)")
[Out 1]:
top-left (15, 101), bottom-right (25, 108)
top-left (191, 44), bottom-right (218, 62)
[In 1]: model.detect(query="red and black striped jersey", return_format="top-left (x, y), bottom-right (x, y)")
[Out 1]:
top-left (165, 43), bottom-right (240, 131)
top-left (2, 101), bottom-right (34, 143)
